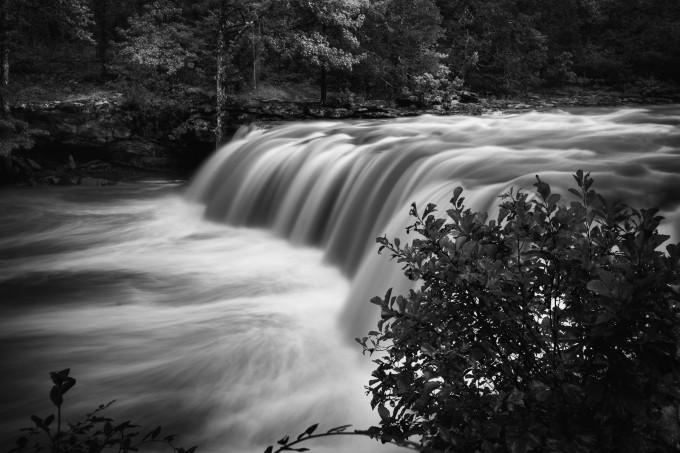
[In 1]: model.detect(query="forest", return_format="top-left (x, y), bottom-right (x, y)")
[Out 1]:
top-left (3, 0), bottom-right (679, 98)
top-left (1, 0), bottom-right (680, 182)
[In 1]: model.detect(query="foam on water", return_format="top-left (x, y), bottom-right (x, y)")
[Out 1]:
top-left (188, 106), bottom-right (680, 336)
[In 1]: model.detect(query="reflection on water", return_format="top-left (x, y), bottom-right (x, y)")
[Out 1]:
top-left (2, 106), bottom-right (680, 453)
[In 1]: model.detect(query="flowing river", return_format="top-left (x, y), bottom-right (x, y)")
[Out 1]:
top-left (2, 106), bottom-right (680, 453)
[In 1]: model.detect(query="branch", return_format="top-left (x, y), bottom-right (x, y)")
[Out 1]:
top-left (264, 424), bottom-right (419, 453)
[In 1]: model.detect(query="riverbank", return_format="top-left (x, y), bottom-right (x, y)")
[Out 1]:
top-left (3, 85), bottom-right (679, 187)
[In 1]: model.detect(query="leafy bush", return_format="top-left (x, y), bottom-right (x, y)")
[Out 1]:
top-left (359, 171), bottom-right (680, 452)
top-left (10, 369), bottom-right (195, 453)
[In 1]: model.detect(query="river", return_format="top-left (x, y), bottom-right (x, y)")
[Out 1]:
top-left (2, 106), bottom-right (679, 453)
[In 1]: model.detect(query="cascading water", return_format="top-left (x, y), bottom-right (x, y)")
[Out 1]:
top-left (1, 106), bottom-right (679, 453)
top-left (188, 106), bottom-right (680, 337)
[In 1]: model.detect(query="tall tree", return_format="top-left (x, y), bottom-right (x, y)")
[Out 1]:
top-left (0, 0), bottom-right (92, 174)
top-left (358, 0), bottom-right (445, 99)
top-left (267, 0), bottom-right (367, 104)
top-left (117, 1), bottom-right (201, 77)
top-left (90, 0), bottom-right (143, 76)
top-left (212, 0), bottom-right (268, 144)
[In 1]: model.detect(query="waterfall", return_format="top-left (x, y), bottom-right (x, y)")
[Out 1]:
top-left (188, 107), bottom-right (680, 336)
top-left (3, 106), bottom-right (679, 453)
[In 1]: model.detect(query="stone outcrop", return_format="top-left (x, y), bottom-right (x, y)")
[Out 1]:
top-left (7, 95), bottom-right (214, 185)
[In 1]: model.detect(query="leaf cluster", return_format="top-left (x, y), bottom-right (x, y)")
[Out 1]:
top-left (359, 171), bottom-right (680, 453)
top-left (11, 369), bottom-right (195, 453)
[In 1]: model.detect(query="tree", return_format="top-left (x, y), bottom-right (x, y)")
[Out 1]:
top-left (114, 0), bottom-right (259, 146)
top-left (0, 0), bottom-right (91, 176)
top-left (117, 1), bottom-right (201, 77)
top-left (358, 0), bottom-right (445, 100)
top-left (213, 0), bottom-right (261, 144)
top-left (0, 0), bottom-right (93, 109)
top-left (90, 0), bottom-right (144, 77)
top-left (267, 0), bottom-right (367, 105)
top-left (359, 171), bottom-right (680, 452)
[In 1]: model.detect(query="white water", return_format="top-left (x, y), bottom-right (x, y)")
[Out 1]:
top-left (2, 106), bottom-right (679, 453)
top-left (189, 106), bottom-right (680, 336)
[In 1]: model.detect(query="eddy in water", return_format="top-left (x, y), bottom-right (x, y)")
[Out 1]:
top-left (1, 106), bottom-right (679, 453)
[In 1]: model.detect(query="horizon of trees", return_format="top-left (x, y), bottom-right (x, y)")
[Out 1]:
top-left (4, 0), bottom-right (680, 98)
top-left (1, 0), bottom-right (679, 147)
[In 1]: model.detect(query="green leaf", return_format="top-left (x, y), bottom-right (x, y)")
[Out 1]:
top-left (595, 312), bottom-right (616, 324)
top-left (534, 175), bottom-right (550, 199)
top-left (451, 186), bottom-right (463, 205)
top-left (327, 424), bottom-right (351, 434)
top-left (30, 415), bottom-right (43, 428)
top-left (377, 405), bottom-right (390, 421)
top-left (548, 193), bottom-right (561, 206)
top-left (277, 435), bottom-right (289, 445)
top-left (586, 279), bottom-right (610, 296)
top-left (304, 423), bottom-right (319, 436)
top-left (264, 447), bottom-right (273, 453)
top-left (49, 386), bottom-right (63, 408)
top-left (104, 422), bottom-right (113, 437)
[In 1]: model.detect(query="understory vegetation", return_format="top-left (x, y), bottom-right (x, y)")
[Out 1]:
top-left (10, 369), bottom-right (195, 453)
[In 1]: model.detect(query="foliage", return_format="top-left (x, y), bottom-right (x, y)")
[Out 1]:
top-left (116, 1), bottom-right (201, 76)
top-left (1, 0), bottom-right (94, 51)
top-left (0, 117), bottom-right (46, 155)
top-left (266, 0), bottom-right (368, 103)
top-left (544, 52), bottom-right (577, 87)
top-left (357, 0), bottom-right (445, 100)
top-left (10, 369), bottom-right (195, 453)
top-left (359, 171), bottom-right (680, 452)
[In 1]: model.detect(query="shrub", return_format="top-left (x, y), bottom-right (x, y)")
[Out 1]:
top-left (10, 369), bottom-right (195, 453)
top-left (358, 171), bottom-right (680, 452)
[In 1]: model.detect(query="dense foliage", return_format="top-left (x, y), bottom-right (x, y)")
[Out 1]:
top-left (0, 0), bottom-right (678, 151)
top-left (4, 0), bottom-right (680, 100)
top-left (358, 171), bottom-right (680, 452)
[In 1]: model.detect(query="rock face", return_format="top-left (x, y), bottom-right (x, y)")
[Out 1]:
top-left (8, 96), bottom-right (214, 185)
top-left (4, 93), bottom-right (491, 185)
top-left (14, 97), bottom-right (134, 146)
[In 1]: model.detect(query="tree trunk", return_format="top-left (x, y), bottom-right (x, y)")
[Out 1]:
top-left (98, 0), bottom-right (109, 76)
top-left (251, 25), bottom-right (257, 89)
top-left (215, 3), bottom-right (229, 148)
top-left (0, 0), bottom-right (10, 118)
top-left (0, 0), bottom-right (11, 176)
top-left (320, 64), bottom-right (327, 105)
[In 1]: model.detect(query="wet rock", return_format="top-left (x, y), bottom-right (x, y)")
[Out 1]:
top-left (44, 175), bottom-right (61, 185)
top-left (80, 176), bottom-right (111, 186)
top-left (108, 139), bottom-right (177, 171)
top-left (459, 91), bottom-right (480, 103)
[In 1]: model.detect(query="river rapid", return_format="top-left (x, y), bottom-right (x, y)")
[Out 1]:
top-left (2, 106), bottom-right (680, 453)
